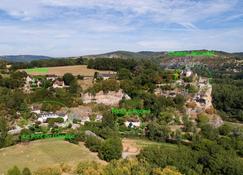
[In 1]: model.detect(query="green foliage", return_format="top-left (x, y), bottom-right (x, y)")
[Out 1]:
top-left (0, 116), bottom-right (8, 148)
top-left (185, 84), bottom-right (198, 94)
top-left (197, 113), bottom-right (209, 127)
top-left (85, 136), bottom-right (102, 152)
top-left (101, 111), bottom-right (117, 129)
top-left (87, 57), bottom-right (137, 71)
top-left (117, 68), bottom-right (132, 80)
top-left (69, 80), bottom-right (81, 94)
top-left (12, 57), bottom-right (87, 69)
top-left (22, 167), bottom-right (32, 175)
top-left (63, 73), bottom-right (75, 85)
top-left (212, 83), bottom-right (243, 121)
top-left (218, 124), bottom-right (232, 136)
top-left (7, 166), bottom-right (21, 175)
top-left (47, 117), bottom-right (64, 125)
top-left (139, 139), bottom-right (243, 175)
top-left (119, 98), bottom-right (144, 110)
top-left (173, 95), bottom-right (185, 108)
top-left (88, 79), bottom-right (120, 94)
top-left (200, 124), bottom-right (219, 140)
top-left (98, 137), bottom-right (122, 161)
top-left (146, 122), bottom-right (170, 141)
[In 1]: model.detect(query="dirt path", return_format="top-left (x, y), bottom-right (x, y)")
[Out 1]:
top-left (122, 138), bottom-right (140, 159)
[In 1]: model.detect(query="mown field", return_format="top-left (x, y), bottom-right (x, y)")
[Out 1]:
top-left (122, 138), bottom-right (177, 158)
top-left (0, 139), bottom-right (104, 174)
top-left (21, 65), bottom-right (114, 76)
top-left (123, 138), bottom-right (177, 149)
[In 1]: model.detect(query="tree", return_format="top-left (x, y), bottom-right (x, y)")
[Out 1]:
top-left (218, 124), bottom-right (232, 136)
top-left (63, 73), bottom-right (75, 85)
top-left (22, 167), bottom-right (32, 175)
top-left (0, 116), bottom-right (7, 148)
top-left (7, 166), bottom-right (21, 175)
top-left (117, 68), bottom-right (132, 80)
top-left (146, 122), bottom-right (170, 141)
top-left (69, 80), bottom-right (80, 94)
top-left (101, 111), bottom-right (117, 129)
top-left (98, 137), bottom-right (122, 161)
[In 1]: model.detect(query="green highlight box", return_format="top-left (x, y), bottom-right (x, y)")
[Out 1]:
top-left (25, 68), bottom-right (49, 73)
top-left (168, 51), bottom-right (215, 57)
top-left (21, 133), bottom-right (76, 141)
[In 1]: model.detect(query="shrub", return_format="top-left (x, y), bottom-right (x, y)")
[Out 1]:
top-left (7, 166), bottom-right (21, 175)
top-left (22, 167), bottom-right (32, 175)
top-left (98, 137), bottom-right (122, 161)
top-left (34, 166), bottom-right (62, 175)
top-left (85, 136), bottom-right (102, 152)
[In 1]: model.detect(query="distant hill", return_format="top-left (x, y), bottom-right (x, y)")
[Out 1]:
top-left (233, 52), bottom-right (243, 57)
top-left (84, 50), bottom-right (166, 59)
top-left (0, 55), bottom-right (53, 62)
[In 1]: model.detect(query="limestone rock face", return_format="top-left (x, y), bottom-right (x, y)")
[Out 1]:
top-left (209, 115), bottom-right (224, 128)
top-left (82, 89), bottom-right (130, 106)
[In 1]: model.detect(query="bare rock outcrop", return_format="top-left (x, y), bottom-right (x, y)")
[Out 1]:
top-left (82, 89), bottom-right (130, 106)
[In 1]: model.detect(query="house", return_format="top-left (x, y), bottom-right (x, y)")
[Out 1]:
top-left (80, 116), bottom-right (90, 125)
top-left (97, 73), bottom-right (116, 80)
top-left (30, 104), bottom-right (42, 114)
top-left (26, 75), bottom-right (42, 87)
top-left (181, 68), bottom-right (193, 77)
top-left (46, 74), bottom-right (58, 81)
top-left (8, 125), bottom-right (22, 135)
top-left (37, 112), bottom-right (68, 123)
top-left (26, 75), bottom-right (33, 83)
top-left (95, 114), bottom-right (103, 122)
top-left (53, 80), bottom-right (65, 88)
top-left (124, 118), bottom-right (141, 128)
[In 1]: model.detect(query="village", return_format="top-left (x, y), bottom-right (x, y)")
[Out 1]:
top-left (7, 66), bottom-right (222, 137)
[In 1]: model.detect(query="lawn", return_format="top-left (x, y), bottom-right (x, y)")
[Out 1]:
top-left (21, 65), bottom-right (115, 76)
top-left (0, 139), bottom-right (104, 174)
top-left (125, 138), bottom-right (178, 149)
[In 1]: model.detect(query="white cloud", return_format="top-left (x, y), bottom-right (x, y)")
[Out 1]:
top-left (0, 0), bottom-right (238, 27)
top-left (0, 0), bottom-right (242, 56)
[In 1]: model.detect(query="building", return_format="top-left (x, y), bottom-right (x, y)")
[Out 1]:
top-left (95, 114), bottom-right (103, 122)
top-left (46, 74), bottom-right (58, 81)
top-left (80, 116), bottom-right (90, 125)
top-left (181, 69), bottom-right (193, 77)
top-left (97, 73), bottom-right (116, 80)
top-left (53, 80), bottom-right (65, 88)
top-left (37, 112), bottom-right (68, 123)
top-left (124, 118), bottom-right (141, 128)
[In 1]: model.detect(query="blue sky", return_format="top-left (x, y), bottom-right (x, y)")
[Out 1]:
top-left (0, 0), bottom-right (243, 57)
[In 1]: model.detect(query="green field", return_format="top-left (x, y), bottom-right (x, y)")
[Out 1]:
top-left (25, 67), bottom-right (49, 73)
top-left (130, 138), bottom-right (178, 149)
top-left (0, 139), bottom-right (104, 174)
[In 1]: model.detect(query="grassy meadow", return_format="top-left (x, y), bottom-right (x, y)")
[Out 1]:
top-left (0, 139), bottom-right (104, 174)
top-left (22, 65), bottom-right (114, 76)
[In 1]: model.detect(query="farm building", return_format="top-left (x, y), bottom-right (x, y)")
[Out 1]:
top-left (37, 112), bottom-right (68, 123)
top-left (124, 118), bottom-right (141, 128)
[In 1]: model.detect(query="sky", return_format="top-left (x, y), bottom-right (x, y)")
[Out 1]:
top-left (0, 0), bottom-right (243, 57)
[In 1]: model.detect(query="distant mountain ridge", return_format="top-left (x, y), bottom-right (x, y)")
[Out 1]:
top-left (0, 50), bottom-right (242, 62)
top-left (0, 55), bottom-right (53, 62)
top-left (84, 50), bottom-right (166, 59)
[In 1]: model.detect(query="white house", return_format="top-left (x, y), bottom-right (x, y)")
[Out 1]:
top-left (97, 73), bottom-right (116, 80)
top-left (124, 118), bottom-right (141, 128)
top-left (37, 112), bottom-right (68, 123)
top-left (80, 116), bottom-right (90, 125)
top-left (95, 114), bottom-right (103, 122)
top-left (46, 74), bottom-right (58, 81)
top-left (53, 80), bottom-right (65, 88)
top-left (181, 69), bottom-right (193, 77)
